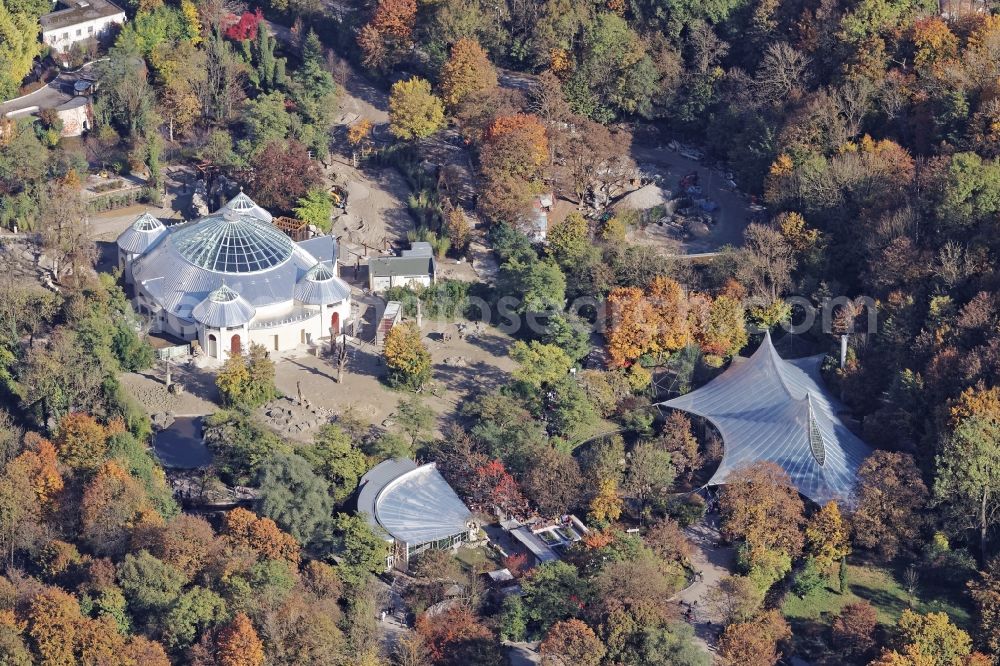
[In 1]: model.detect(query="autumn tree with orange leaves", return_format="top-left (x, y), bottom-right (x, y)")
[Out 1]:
top-left (143, 514), bottom-right (220, 582)
top-left (716, 609), bottom-right (791, 666)
top-left (606, 287), bottom-right (658, 367)
top-left (11, 434), bottom-right (63, 509)
top-left (481, 114), bottom-right (549, 181)
top-left (357, 0), bottom-right (417, 71)
top-left (415, 605), bottom-right (500, 665)
top-left (216, 613), bottom-right (265, 666)
top-left (539, 618), bottom-right (605, 666)
top-left (605, 276), bottom-right (690, 367)
top-left (478, 113), bottom-right (550, 224)
top-left (27, 586), bottom-right (171, 665)
top-left (27, 588), bottom-right (80, 664)
top-left (221, 507), bottom-right (301, 565)
top-left (80, 461), bottom-right (157, 557)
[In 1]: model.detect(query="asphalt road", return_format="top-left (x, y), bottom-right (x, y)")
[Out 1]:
top-left (0, 61), bottom-right (101, 118)
top-left (630, 142), bottom-right (754, 253)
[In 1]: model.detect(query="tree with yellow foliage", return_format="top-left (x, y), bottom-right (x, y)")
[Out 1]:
top-left (776, 211), bottom-right (819, 255)
top-left (587, 478), bottom-right (623, 526)
top-left (347, 118), bottom-right (374, 164)
top-left (693, 293), bottom-right (748, 363)
top-left (804, 501), bottom-right (850, 569)
top-left (180, 0), bottom-right (202, 45)
top-left (911, 17), bottom-right (958, 69)
top-left (55, 412), bottom-right (108, 470)
top-left (384, 322), bottom-right (432, 390)
top-left (439, 38), bottom-right (497, 111)
top-left (389, 77), bottom-right (446, 140)
top-left (0, 4), bottom-right (43, 100)
top-left (444, 208), bottom-right (472, 255)
top-left (546, 212), bottom-right (590, 268)
top-left (874, 610), bottom-right (973, 666)
top-left (549, 49), bottom-right (572, 77)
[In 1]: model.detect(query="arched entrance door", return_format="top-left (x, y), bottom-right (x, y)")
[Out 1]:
top-left (331, 312), bottom-right (340, 336)
top-left (230, 334), bottom-right (241, 357)
top-left (207, 334), bottom-right (218, 358)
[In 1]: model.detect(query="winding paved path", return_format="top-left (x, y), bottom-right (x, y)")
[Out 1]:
top-left (676, 513), bottom-right (737, 657)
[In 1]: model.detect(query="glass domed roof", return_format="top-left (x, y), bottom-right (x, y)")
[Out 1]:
top-left (171, 211), bottom-right (293, 274)
top-left (117, 212), bottom-right (167, 255)
top-left (294, 262), bottom-right (351, 305)
top-left (303, 262), bottom-right (336, 282)
top-left (219, 191), bottom-right (273, 222)
top-left (191, 284), bottom-right (257, 328)
top-left (133, 212), bottom-right (164, 232)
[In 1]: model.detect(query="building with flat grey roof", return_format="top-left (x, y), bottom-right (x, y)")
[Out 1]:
top-left (368, 243), bottom-right (435, 292)
top-left (41, 0), bottom-right (125, 55)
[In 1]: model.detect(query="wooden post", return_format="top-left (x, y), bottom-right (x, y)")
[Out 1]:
top-left (336, 333), bottom-right (348, 383)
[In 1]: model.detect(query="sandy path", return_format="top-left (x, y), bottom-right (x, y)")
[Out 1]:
top-left (676, 513), bottom-right (737, 657)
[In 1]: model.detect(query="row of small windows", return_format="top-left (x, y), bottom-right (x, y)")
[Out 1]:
top-left (50, 25), bottom-right (95, 42)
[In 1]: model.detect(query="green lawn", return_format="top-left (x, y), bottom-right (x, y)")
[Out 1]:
top-left (567, 418), bottom-right (620, 449)
top-left (782, 562), bottom-right (972, 630)
top-left (454, 545), bottom-right (504, 573)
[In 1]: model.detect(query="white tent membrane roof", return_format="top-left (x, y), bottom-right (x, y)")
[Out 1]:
top-left (659, 332), bottom-right (872, 505)
top-left (357, 458), bottom-right (472, 546)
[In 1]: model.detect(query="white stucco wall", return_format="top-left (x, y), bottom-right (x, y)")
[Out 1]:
top-left (370, 274), bottom-right (432, 292)
top-left (131, 270), bottom-right (353, 360)
top-left (43, 12), bottom-right (124, 53)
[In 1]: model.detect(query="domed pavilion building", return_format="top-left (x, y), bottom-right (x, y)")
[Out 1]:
top-left (116, 193), bottom-right (351, 361)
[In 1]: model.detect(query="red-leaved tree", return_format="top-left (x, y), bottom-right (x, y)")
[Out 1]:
top-left (225, 9), bottom-right (263, 41)
top-left (470, 460), bottom-right (528, 517)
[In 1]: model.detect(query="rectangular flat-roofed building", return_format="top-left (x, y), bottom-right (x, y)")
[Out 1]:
top-left (41, 0), bottom-right (125, 54)
top-left (368, 243), bottom-right (436, 292)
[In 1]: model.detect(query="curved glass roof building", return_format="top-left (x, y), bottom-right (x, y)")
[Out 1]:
top-left (357, 458), bottom-right (475, 570)
top-left (117, 193), bottom-right (351, 360)
top-left (659, 331), bottom-right (872, 505)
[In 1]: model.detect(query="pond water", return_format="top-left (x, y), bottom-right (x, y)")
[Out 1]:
top-left (154, 416), bottom-right (213, 469)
